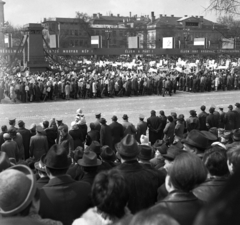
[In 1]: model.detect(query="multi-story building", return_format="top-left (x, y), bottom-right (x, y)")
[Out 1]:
top-left (42, 12), bottom-right (227, 49)
top-left (147, 12), bottom-right (227, 49)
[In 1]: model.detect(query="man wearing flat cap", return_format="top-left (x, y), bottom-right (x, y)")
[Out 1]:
top-left (186, 110), bottom-right (200, 132)
top-left (1, 133), bottom-right (19, 161)
top-left (9, 118), bottom-right (17, 129)
top-left (115, 134), bottom-right (165, 214)
top-left (136, 114), bottom-right (148, 143)
top-left (109, 115), bottom-right (124, 150)
top-left (39, 144), bottom-right (91, 225)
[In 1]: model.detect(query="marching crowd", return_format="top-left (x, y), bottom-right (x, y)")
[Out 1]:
top-left (1, 54), bottom-right (240, 103)
top-left (1, 103), bottom-right (240, 225)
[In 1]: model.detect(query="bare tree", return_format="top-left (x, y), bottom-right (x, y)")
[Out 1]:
top-left (207, 0), bottom-right (240, 15)
top-left (2, 22), bottom-right (23, 46)
top-left (75, 12), bottom-right (92, 37)
top-left (217, 15), bottom-right (240, 37)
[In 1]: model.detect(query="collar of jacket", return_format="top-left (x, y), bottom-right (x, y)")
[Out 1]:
top-left (44, 174), bottom-right (75, 187)
top-left (200, 176), bottom-right (228, 186)
top-left (123, 160), bottom-right (138, 165)
top-left (163, 190), bottom-right (198, 202)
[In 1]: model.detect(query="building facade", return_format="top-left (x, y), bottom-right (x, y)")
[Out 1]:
top-left (42, 12), bottom-right (227, 50)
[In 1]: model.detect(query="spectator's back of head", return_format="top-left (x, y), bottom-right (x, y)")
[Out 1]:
top-left (203, 146), bottom-right (229, 177)
top-left (227, 145), bottom-right (240, 174)
top-left (1, 125), bottom-right (7, 133)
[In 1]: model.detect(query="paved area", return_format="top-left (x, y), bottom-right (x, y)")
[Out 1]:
top-left (0, 90), bottom-right (239, 128)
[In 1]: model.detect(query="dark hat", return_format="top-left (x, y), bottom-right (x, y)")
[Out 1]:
top-left (78, 151), bottom-right (102, 167)
top-left (235, 103), bottom-right (240, 107)
top-left (162, 146), bottom-right (183, 161)
top-left (100, 118), bottom-right (107, 124)
top-left (209, 127), bottom-right (218, 138)
top-left (182, 129), bottom-right (210, 149)
top-left (73, 146), bottom-right (84, 162)
top-left (223, 130), bottom-right (232, 140)
top-left (56, 119), bottom-right (63, 123)
top-left (116, 134), bottom-right (139, 158)
top-left (89, 141), bottom-right (102, 155)
top-left (153, 140), bottom-right (168, 154)
top-left (219, 106), bottom-right (224, 110)
top-left (0, 152), bottom-right (12, 173)
top-left (233, 129), bottom-right (240, 141)
top-left (122, 114), bottom-right (128, 120)
top-left (138, 145), bottom-right (154, 161)
top-left (44, 144), bottom-right (71, 170)
top-left (228, 105), bottom-right (233, 109)
top-left (9, 118), bottom-right (16, 123)
top-left (167, 116), bottom-right (173, 122)
top-left (112, 115), bottom-right (118, 121)
top-left (0, 165), bottom-right (36, 216)
top-left (200, 105), bottom-right (206, 111)
top-left (34, 154), bottom-right (47, 172)
top-left (139, 114), bottom-right (145, 119)
top-left (18, 120), bottom-right (25, 127)
top-left (95, 113), bottom-right (101, 117)
top-left (100, 146), bottom-right (116, 161)
top-left (201, 130), bottom-right (218, 141)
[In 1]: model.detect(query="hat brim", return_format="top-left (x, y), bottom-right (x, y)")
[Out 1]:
top-left (0, 165), bottom-right (36, 216)
top-left (78, 158), bottom-right (102, 167)
top-left (181, 138), bottom-right (205, 149)
top-left (34, 162), bottom-right (46, 173)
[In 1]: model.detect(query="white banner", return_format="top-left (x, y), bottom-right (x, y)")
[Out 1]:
top-left (194, 38), bottom-right (205, 46)
top-left (162, 37), bottom-right (173, 49)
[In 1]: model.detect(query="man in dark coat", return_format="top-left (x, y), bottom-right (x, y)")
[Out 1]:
top-left (198, 105), bottom-right (208, 131)
top-left (39, 144), bottom-right (91, 225)
top-left (0, 125), bottom-right (7, 147)
top-left (225, 105), bottom-right (237, 130)
top-left (30, 126), bottom-right (48, 161)
top-left (159, 111), bottom-right (167, 139)
top-left (109, 115), bottom-right (124, 150)
top-left (86, 123), bottom-right (100, 146)
top-left (122, 114), bottom-right (136, 137)
top-left (115, 134), bottom-right (165, 214)
top-left (206, 107), bottom-right (219, 129)
top-left (147, 110), bottom-right (161, 145)
top-left (136, 114), bottom-right (148, 143)
top-left (43, 120), bottom-right (58, 150)
top-left (93, 113), bottom-right (101, 132)
top-left (99, 118), bottom-right (113, 149)
top-left (17, 120), bottom-right (31, 159)
top-left (233, 102), bottom-right (240, 129)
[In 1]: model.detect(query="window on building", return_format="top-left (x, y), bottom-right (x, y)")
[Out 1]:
top-left (75, 30), bottom-right (78, 36)
top-left (75, 40), bottom-right (78, 46)
top-left (186, 22), bottom-right (199, 27)
top-left (80, 40), bottom-right (83, 46)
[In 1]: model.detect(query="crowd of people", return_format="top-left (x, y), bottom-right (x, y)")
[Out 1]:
top-left (1, 54), bottom-right (240, 103)
top-left (1, 102), bottom-right (240, 225)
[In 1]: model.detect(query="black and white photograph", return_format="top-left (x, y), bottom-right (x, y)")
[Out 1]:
top-left (0, 0), bottom-right (240, 224)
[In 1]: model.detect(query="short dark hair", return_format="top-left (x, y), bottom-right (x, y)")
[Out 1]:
top-left (159, 110), bottom-right (165, 116)
top-left (42, 121), bottom-right (49, 129)
top-left (1, 125), bottom-right (7, 132)
top-left (90, 123), bottom-right (95, 130)
top-left (203, 146), bottom-right (229, 177)
top-left (167, 116), bottom-right (173, 123)
top-left (168, 152), bottom-right (207, 192)
top-left (227, 145), bottom-right (240, 173)
top-left (92, 170), bottom-right (128, 219)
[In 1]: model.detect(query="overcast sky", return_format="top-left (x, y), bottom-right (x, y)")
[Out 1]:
top-left (4, 0), bottom-right (218, 26)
